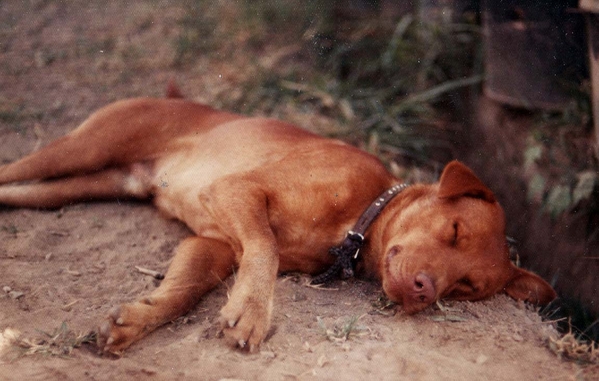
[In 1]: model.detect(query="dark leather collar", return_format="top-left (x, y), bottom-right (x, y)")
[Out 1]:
top-left (311, 183), bottom-right (409, 284)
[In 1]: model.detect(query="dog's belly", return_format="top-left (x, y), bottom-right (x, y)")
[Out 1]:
top-left (148, 154), bottom-right (351, 274)
top-left (145, 117), bottom-right (393, 274)
top-left (150, 159), bottom-right (230, 240)
top-left (148, 118), bottom-right (331, 234)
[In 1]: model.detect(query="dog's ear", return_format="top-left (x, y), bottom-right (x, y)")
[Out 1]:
top-left (503, 265), bottom-right (557, 305)
top-left (438, 160), bottom-right (496, 202)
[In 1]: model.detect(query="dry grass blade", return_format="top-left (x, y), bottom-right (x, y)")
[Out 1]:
top-left (302, 279), bottom-right (339, 291)
top-left (548, 331), bottom-right (598, 364)
top-left (369, 294), bottom-right (396, 316)
top-left (135, 265), bottom-right (165, 280)
top-left (400, 74), bottom-right (483, 107)
top-left (11, 323), bottom-right (96, 358)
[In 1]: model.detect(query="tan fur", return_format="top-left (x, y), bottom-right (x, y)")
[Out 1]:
top-left (0, 93), bottom-right (556, 354)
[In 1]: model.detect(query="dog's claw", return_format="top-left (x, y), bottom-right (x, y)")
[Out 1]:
top-left (99, 321), bottom-right (109, 336)
top-left (108, 306), bottom-right (121, 320)
top-left (219, 291), bottom-right (271, 353)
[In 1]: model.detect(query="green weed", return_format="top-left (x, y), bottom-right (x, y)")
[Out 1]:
top-left (173, 2), bottom-right (482, 168)
top-left (317, 315), bottom-right (367, 343)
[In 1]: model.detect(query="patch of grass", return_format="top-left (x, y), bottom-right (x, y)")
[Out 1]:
top-left (0, 103), bottom-right (45, 134)
top-left (173, 2), bottom-right (482, 169)
top-left (369, 294), bottom-right (396, 316)
top-left (525, 81), bottom-right (598, 220)
top-left (239, 0), bottom-right (329, 47)
top-left (0, 104), bottom-right (17, 123)
top-left (548, 325), bottom-right (598, 364)
top-left (174, 0), bottom-right (329, 67)
top-left (317, 315), bottom-right (368, 343)
top-left (1, 224), bottom-right (18, 236)
top-left (544, 297), bottom-right (599, 344)
top-left (524, 112), bottom-right (599, 246)
top-left (316, 16), bottom-right (482, 168)
top-left (521, 83), bottom-right (599, 342)
top-left (8, 322), bottom-right (96, 359)
top-left (172, 1), bottom-right (222, 66)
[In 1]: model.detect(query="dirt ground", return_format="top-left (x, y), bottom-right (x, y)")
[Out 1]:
top-left (0, 1), bottom-right (596, 380)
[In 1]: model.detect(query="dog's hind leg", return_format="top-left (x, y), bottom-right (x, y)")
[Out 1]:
top-left (97, 236), bottom-right (236, 354)
top-left (0, 165), bottom-right (153, 208)
top-left (0, 99), bottom-right (164, 185)
top-left (0, 133), bottom-right (117, 185)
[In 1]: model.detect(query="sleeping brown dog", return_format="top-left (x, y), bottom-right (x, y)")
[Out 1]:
top-left (0, 90), bottom-right (556, 354)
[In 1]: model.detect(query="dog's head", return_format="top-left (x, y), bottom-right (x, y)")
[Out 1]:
top-left (379, 161), bottom-right (556, 314)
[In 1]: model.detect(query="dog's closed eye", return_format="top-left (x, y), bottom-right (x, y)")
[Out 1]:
top-left (458, 277), bottom-right (475, 291)
top-left (450, 222), bottom-right (459, 246)
top-left (446, 277), bottom-right (478, 298)
top-left (453, 222), bottom-right (459, 245)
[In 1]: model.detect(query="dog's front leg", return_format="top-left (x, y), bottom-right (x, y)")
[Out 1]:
top-left (200, 179), bottom-right (279, 352)
top-left (97, 236), bottom-right (236, 354)
top-left (219, 239), bottom-right (278, 352)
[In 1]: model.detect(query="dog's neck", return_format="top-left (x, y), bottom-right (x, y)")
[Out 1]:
top-left (311, 183), bottom-right (410, 285)
top-left (360, 184), bottom-right (429, 279)
top-left (350, 183), bottom-right (411, 237)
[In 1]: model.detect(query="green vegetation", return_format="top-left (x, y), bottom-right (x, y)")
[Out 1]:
top-left (0, 103), bottom-right (44, 134)
top-left (525, 89), bottom-right (598, 233)
top-left (317, 315), bottom-right (366, 343)
top-left (173, 1), bottom-right (482, 168)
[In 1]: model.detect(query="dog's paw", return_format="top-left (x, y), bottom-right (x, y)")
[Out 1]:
top-left (218, 296), bottom-right (272, 353)
top-left (96, 304), bottom-right (149, 354)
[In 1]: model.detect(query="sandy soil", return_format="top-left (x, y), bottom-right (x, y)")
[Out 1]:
top-left (0, 1), bottom-right (595, 380)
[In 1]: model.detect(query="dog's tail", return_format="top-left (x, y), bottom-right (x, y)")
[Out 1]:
top-left (166, 79), bottom-right (184, 99)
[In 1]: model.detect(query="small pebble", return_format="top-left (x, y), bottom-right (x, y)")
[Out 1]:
top-left (476, 354), bottom-right (488, 364)
top-left (261, 351), bottom-right (276, 359)
top-left (317, 354), bottom-right (328, 367)
top-left (512, 333), bottom-right (524, 342)
top-left (9, 291), bottom-right (24, 299)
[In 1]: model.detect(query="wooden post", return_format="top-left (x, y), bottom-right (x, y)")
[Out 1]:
top-left (580, 0), bottom-right (599, 160)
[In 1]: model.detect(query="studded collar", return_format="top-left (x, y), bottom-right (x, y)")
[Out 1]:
top-left (311, 183), bottom-right (410, 284)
